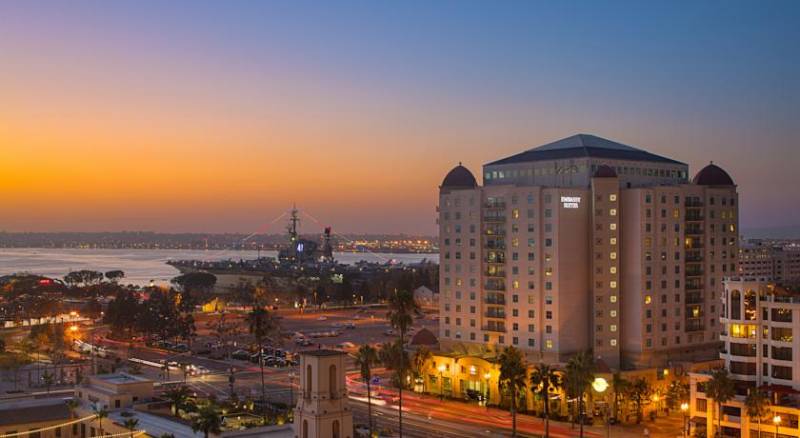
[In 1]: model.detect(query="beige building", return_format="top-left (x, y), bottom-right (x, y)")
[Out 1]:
top-left (438, 134), bottom-right (739, 370)
top-left (293, 349), bottom-right (353, 438)
top-left (75, 373), bottom-right (155, 410)
top-left (739, 243), bottom-right (800, 286)
top-left (688, 278), bottom-right (800, 438)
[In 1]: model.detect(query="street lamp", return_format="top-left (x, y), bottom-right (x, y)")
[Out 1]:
top-left (652, 393), bottom-right (661, 417)
top-left (680, 402), bottom-right (689, 438)
top-left (592, 377), bottom-right (610, 438)
top-left (437, 364), bottom-right (446, 400)
top-left (773, 414), bottom-right (781, 438)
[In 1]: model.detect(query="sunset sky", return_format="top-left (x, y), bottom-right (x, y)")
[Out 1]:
top-left (1, 1), bottom-right (798, 235)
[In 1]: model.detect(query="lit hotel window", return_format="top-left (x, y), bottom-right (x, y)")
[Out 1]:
top-left (610, 310), bottom-right (617, 317)
top-left (609, 223), bottom-right (617, 230)
top-left (610, 237), bottom-right (617, 245)
top-left (609, 194), bottom-right (617, 202)
top-left (610, 295), bottom-right (617, 303)
top-left (645, 295), bottom-right (652, 304)
top-left (609, 266), bottom-right (617, 274)
top-left (610, 209), bottom-right (617, 216)
top-left (610, 325), bottom-right (617, 332)
top-left (610, 281), bottom-right (617, 289)
top-left (610, 252), bottom-right (617, 260)
top-left (545, 340), bottom-right (553, 349)
top-left (610, 339), bottom-right (617, 346)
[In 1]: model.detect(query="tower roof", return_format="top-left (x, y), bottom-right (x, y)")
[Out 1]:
top-left (692, 163), bottom-right (735, 186)
top-left (487, 134), bottom-right (685, 166)
top-left (441, 164), bottom-right (478, 189)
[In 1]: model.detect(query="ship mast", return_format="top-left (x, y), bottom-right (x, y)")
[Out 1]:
top-left (288, 204), bottom-right (300, 243)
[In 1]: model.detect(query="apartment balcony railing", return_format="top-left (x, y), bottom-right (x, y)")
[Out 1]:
top-left (685, 213), bottom-right (705, 221)
top-left (484, 280), bottom-right (506, 291)
top-left (484, 310), bottom-right (507, 319)
top-left (685, 200), bottom-right (704, 207)
top-left (686, 292), bottom-right (704, 304)
top-left (484, 202), bottom-right (506, 210)
top-left (485, 255), bottom-right (506, 264)
top-left (482, 325), bottom-right (506, 333)
top-left (685, 318), bottom-right (705, 332)
top-left (483, 214), bottom-right (507, 222)
top-left (484, 296), bottom-right (506, 305)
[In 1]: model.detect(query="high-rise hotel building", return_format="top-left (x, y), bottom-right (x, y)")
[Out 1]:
top-left (438, 134), bottom-right (739, 369)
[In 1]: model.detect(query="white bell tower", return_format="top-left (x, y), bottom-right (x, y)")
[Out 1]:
top-left (293, 349), bottom-right (353, 438)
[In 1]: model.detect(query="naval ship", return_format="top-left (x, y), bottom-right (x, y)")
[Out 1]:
top-left (166, 207), bottom-right (424, 291)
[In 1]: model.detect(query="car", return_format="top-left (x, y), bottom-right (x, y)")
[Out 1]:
top-left (384, 329), bottom-right (395, 336)
top-left (317, 316), bottom-right (327, 321)
top-left (345, 322), bottom-right (356, 329)
top-left (231, 350), bottom-right (251, 361)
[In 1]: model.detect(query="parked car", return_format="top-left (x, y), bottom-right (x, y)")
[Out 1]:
top-left (231, 350), bottom-right (251, 361)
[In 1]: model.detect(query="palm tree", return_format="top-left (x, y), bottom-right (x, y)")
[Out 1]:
top-left (611, 372), bottom-right (628, 422)
top-left (42, 370), bottom-right (55, 394)
top-left (123, 418), bottom-right (139, 438)
top-left (247, 306), bottom-right (279, 423)
top-left (191, 403), bottom-right (223, 438)
top-left (626, 377), bottom-right (651, 424)
top-left (565, 351), bottom-right (594, 437)
top-left (498, 346), bottom-right (528, 438)
top-left (386, 288), bottom-right (419, 438)
top-left (530, 362), bottom-right (561, 438)
top-left (93, 406), bottom-right (109, 437)
top-left (412, 346), bottom-right (433, 392)
top-left (354, 344), bottom-right (379, 437)
top-left (163, 385), bottom-right (192, 417)
top-left (65, 399), bottom-right (80, 420)
top-left (706, 368), bottom-right (735, 438)
top-left (745, 388), bottom-right (770, 438)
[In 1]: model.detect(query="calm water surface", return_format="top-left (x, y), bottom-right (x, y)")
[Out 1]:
top-left (0, 248), bottom-right (438, 287)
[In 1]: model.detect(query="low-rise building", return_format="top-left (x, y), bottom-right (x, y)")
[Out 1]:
top-left (75, 373), bottom-right (155, 410)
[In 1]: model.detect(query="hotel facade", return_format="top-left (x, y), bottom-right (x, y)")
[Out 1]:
top-left (438, 134), bottom-right (739, 369)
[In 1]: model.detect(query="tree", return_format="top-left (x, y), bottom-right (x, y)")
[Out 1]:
top-left (42, 370), bottom-right (55, 394)
top-left (105, 270), bottom-right (125, 283)
top-left (171, 273), bottom-right (217, 311)
top-left (163, 385), bottom-right (192, 417)
top-left (499, 346), bottom-right (527, 438)
top-left (93, 406), bottom-right (109, 436)
top-left (247, 306), bottom-right (279, 423)
top-left (706, 368), bottom-right (735, 438)
top-left (530, 362), bottom-right (561, 438)
top-left (123, 418), bottom-right (139, 438)
top-left (65, 399), bottom-right (80, 419)
top-left (386, 288), bottom-right (419, 438)
top-left (745, 388), bottom-right (770, 438)
top-left (666, 380), bottom-right (690, 411)
top-left (611, 372), bottom-right (629, 422)
top-left (412, 347), bottom-right (433, 392)
top-left (354, 344), bottom-right (379, 437)
top-left (565, 351), bottom-right (594, 437)
top-left (191, 403), bottom-right (223, 438)
top-left (626, 377), bottom-right (651, 424)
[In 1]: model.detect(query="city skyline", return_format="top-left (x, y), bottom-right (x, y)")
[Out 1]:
top-left (2, 1), bottom-right (799, 234)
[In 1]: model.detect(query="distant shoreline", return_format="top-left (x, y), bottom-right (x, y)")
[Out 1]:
top-left (0, 246), bottom-right (438, 254)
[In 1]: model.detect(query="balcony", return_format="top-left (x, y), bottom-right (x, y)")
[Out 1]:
top-left (483, 214), bottom-right (506, 223)
top-left (685, 269), bottom-right (705, 277)
top-left (484, 309), bottom-right (507, 319)
top-left (485, 254), bottom-right (506, 264)
top-left (685, 199), bottom-right (704, 207)
top-left (686, 318), bottom-right (705, 332)
top-left (484, 269), bottom-right (506, 278)
top-left (485, 240), bottom-right (506, 250)
top-left (484, 201), bottom-right (506, 210)
top-left (685, 254), bottom-right (704, 262)
top-left (685, 212), bottom-right (705, 222)
top-left (686, 292), bottom-right (704, 304)
top-left (485, 279), bottom-right (506, 291)
top-left (484, 296), bottom-right (506, 305)
top-left (482, 324), bottom-right (506, 333)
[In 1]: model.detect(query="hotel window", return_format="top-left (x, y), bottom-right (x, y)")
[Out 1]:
top-left (609, 266), bottom-right (617, 274)
top-left (610, 324), bottom-right (617, 332)
top-left (545, 340), bottom-right (553, 349)
top-left (610, 310), bottom-right (617, 317)
top-left (610, 209), bottom-right (617, 216)
top-left (610, 339), bottom-right (617, 346)
top-left (512, 209), bottom-right (519, 219)
top-left (610, 281), bottom-right (617, 289)
top-left (610, 252), bottom-right (617, 260)
top-left (610, 295), bottom-right (617, 303)
top-left (645, 295), bottom-right (652, 304)
top-left (609, 237), bottom-right (617, 245)
top-left (609, 223), bottom-right (617, 230)
top-left (609, 194), bottom-right (617, 202)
